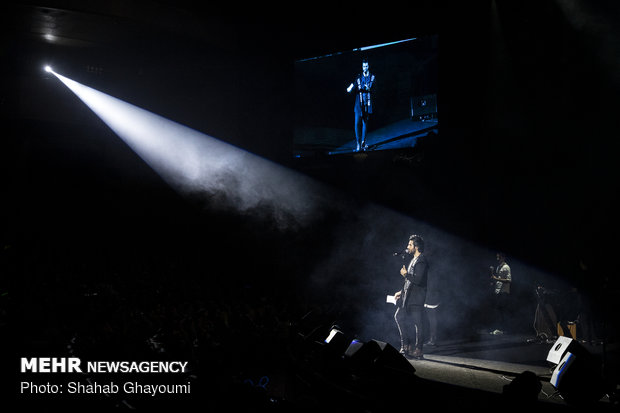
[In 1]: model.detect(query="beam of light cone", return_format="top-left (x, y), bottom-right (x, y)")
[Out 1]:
top-left (50, 70), bottom-right (336, 228)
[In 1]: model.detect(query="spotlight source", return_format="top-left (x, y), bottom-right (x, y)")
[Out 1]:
top-left (44, 65), bottom-right (52, 73)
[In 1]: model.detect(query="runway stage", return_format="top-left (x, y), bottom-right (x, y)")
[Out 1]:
top-left (293, 118), bottom-right (438, 158)
top-left (328, 119), bottom-right (439, 155)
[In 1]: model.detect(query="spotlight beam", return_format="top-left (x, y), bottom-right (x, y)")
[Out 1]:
top-left (47, 69), bottom-right (336, 228)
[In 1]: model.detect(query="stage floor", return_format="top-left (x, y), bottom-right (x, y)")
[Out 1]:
top-left (408, 332), bottom-right (618, 410)
top-left (293, 118), bottom-right (438, 157)
top-left (328, 119), bottom-right (438, 155)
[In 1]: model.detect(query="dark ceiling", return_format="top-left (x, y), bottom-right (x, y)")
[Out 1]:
top-left (2, 0), bottom-right (620, 287)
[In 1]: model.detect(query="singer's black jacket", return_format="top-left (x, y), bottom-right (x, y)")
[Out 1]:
top-left (401, 254), bottom-right (428, 308)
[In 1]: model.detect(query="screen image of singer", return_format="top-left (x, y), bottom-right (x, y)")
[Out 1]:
top-left (293, 35), bottom-right (438, 158)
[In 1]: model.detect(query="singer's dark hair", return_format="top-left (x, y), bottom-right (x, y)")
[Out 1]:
top-left (409, 234), bottom-right (425, 252)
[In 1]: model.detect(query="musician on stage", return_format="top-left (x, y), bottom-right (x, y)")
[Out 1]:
top-left (489, 252), bottom-right (512, 335)
top-left (393, 234), bottom-right (428, 359)
top-left (347, 57), bottom-right (375, 152)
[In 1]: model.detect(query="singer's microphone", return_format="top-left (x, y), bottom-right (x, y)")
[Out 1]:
top-left (393, 250), bottom-right (407, 257)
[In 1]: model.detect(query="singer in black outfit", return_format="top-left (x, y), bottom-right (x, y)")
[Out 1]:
top-left (393, 234), bottom-right (428, 359)
top-left (346, 57), bottom-right (375, 152)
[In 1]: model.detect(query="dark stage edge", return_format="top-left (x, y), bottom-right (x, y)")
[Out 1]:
top-left (406, 333), bottom-right (618, 410)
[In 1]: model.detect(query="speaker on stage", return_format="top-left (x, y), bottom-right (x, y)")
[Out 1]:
top-left (344, 339), bottom-right (415, 376)
top-left (372, 340), bottom-right (417, 376)
top-left (550, 351), bottom-right (577, 389)
top-left (344, 339), bottom-right (379, 364)
top-left (546, 336), bottom-right (585, 364)
top-left (547, 338), bottom-right (605, 406)
top-left (322, 327), bottom-right (348, 357)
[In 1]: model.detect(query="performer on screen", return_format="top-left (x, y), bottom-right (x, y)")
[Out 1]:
top-left (393, 234), bottom-right (428, 359)
top-left (347, 57), bottom-right (375, 152)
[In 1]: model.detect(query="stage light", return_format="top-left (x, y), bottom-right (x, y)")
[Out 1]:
top-left (44, 65), bottom-right (53, 73)
top-left (46, 69), bottom-right (338, 229)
